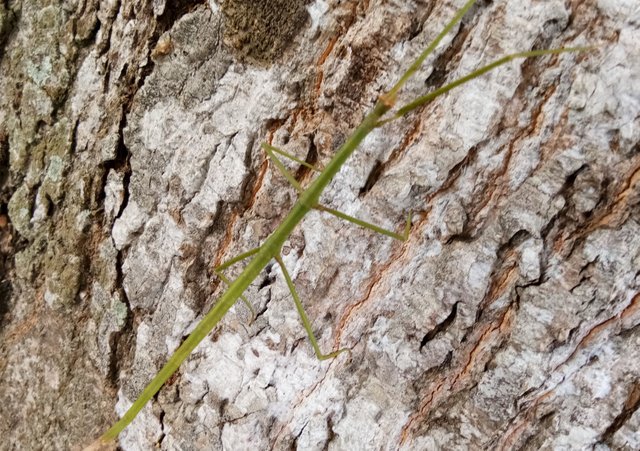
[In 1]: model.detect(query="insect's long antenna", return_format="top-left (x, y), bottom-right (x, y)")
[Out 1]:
top-left (377, 47), bottom-right (591, 127)
top-left (386, 0), bottom-right (478, 100)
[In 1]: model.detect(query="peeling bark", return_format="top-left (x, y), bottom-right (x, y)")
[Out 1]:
top-left (1, 1), bottom-right (639, 450)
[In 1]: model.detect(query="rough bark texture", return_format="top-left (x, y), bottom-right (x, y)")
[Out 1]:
top-left (1, 0), bottom-right (639, 449)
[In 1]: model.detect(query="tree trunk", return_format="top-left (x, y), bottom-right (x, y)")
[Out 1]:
top-left (1, 1), bottom-right (638, 449)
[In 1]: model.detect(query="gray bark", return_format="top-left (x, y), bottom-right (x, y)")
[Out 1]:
top-left (1, 0), bottom-right (639, 450)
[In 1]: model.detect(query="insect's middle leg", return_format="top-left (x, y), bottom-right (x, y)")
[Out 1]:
top-left (315, 205), bottom-right (412, 241)
top-left (275, 254), bottom-right (350, 361)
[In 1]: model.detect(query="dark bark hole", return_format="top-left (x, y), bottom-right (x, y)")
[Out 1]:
top-left (600, 382), bottom-right (640, 443)
top-left (258, 273), bottom-right (274, 290)
top-left (0, 279), bottom-right (11, 328)
top-left (157, 0), bottom-right (207, 31)
top-left (294, 134), bottom-right (319, 181)
top-left (420, 302), bottom-right (459, 349)
top-left (359, 160), bottom-right (384, 197)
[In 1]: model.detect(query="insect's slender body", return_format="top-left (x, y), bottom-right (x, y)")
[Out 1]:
top-left (91, 0), bottom-right (587, 445)
top-left (100, 99), bottom-right (390, 442)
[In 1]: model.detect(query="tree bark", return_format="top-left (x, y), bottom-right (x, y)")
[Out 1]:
top-left (1, 1), bottom-right (639, 449)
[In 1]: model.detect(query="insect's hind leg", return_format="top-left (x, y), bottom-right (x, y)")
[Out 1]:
top-left (214, 247), bottom-right (261, 322)
top-left (275, 254), bottom-right (350, 361)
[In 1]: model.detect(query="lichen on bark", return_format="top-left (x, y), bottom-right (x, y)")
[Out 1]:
top-left (219, 0), bottom-right (310, 64)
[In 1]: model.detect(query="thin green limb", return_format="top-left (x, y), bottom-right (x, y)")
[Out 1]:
top-left (387, 0), bottom-right (478, 99)
top-left (315, 205), bottom-right (411, 241)
top-left (214, 248), bottom-right (263, 322)
top-left (262, 143), bottom-right (303, 191)
top-left (215, 269), bottom-right (256, 321)
top-left (274, 254), bottom-right (350, 361)
top-left (381, 47), bottom-right (591, 126)
top-left (266, 144), bottom-right (323, 172)
top-left (216, 247), bottom-right (261, 272)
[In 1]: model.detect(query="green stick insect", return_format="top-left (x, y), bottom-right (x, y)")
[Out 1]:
top-left (90, 0), bottom-right (588, 447)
